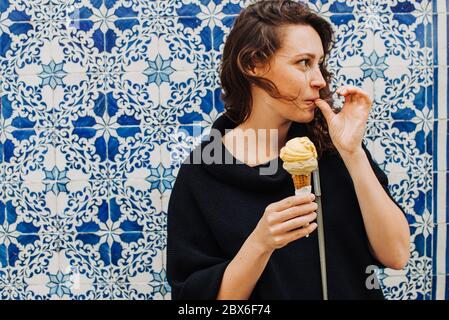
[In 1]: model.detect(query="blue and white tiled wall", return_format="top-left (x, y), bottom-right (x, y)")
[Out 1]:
top-left (0, 0), bottom-right (447, 299)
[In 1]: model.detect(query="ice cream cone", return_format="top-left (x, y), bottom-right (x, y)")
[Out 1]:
top-left (292, 173), bottom-right (312, 234)
top-left (292, 174), bottom-right (311, 190)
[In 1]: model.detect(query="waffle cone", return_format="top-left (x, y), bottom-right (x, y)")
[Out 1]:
top-left (292, 174), bottom-right (311, 190)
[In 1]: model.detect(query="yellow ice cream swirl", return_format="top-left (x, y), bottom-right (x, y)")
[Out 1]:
top-left (280, 137), bottom-right (318, 175)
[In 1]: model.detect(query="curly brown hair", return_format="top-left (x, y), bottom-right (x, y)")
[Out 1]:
top-left (219, 0), bottom-right (339, 158)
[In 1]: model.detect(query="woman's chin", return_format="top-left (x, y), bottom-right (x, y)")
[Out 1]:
top-left (295, 109), bottom-right (315, 123)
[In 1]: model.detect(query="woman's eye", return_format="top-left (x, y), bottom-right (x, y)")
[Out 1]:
top-left (298, 59), bottom-right (324, 68)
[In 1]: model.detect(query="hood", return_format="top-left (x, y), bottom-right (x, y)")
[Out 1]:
top-left (191, 113), bottom-right (310, 192)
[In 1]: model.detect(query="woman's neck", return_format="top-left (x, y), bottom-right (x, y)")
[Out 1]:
top-left (222, 114), bottom-right (292, 167)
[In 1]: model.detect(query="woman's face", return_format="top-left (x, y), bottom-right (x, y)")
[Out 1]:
top-left (251, 24), bottom-right (327, 123)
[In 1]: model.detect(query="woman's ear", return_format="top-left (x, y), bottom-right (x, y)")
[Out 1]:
top-left (247, 60), bottom-right (270, 77)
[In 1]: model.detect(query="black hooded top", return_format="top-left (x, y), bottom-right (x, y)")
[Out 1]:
top-left (166, 113), bottom-right (404, 300)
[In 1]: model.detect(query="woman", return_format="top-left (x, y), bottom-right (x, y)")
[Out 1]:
top-left (166, 0), bottom-right (410, 300)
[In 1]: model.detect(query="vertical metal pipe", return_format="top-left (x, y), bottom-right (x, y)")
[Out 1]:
top-left (313, 167), bottom-right (328, 300)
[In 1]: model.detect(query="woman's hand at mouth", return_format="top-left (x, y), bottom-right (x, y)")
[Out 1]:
top-left (313, 86), bottom-right (373, 158)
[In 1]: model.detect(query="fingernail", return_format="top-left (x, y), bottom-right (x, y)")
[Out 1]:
top-left (310, 193), bottom-right (315, 201)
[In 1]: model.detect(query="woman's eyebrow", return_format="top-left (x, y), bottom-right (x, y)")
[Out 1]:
top-left (294, 52), bottom-right (324, 59)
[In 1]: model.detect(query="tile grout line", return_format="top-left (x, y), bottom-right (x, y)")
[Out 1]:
top-left (435, 0), bottom-right (447, 300)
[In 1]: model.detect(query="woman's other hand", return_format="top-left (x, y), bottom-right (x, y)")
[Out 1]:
top-left (252, 193), bottom-right (318, 253)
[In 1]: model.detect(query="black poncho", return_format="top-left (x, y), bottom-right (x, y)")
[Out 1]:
top-left (167, 113), bottom-right (403, 300)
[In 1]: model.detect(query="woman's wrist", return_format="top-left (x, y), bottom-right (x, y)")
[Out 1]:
top-left (338, 146), bottom-right (366, 164)
top-left (248, 230), bottom-right (274, 256)
top-left (338, 146), bottom-right (369, 175)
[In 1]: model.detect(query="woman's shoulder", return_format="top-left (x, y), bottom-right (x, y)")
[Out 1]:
top-left (172, 146), bottom-right (210, 186)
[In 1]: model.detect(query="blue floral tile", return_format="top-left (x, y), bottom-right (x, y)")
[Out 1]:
top-left (432, 223), bottom-right (449, 276)
top-left (211, 14), bottom-right (237, 66)
top-left (328, 17), bottom-right (374, 69)
top-left (331, 66), bottom-right (375, 104)
top-left (401, 173), bottom-right (433, 248)
top-left (432, 120), bottom-right (449, 169)
top-left (432, 0), bottom-right (446, 13)
top-left (8, 181), bottom-right (59, 233)
top-left (159, 17), bottom-right (214, 70)
top-left (158, 0), bottom-right (244, 17)
top-left (432, 67), bottom-right (449, 119)
top-left (69, 282), bottom-right (114, 300)
top-left (22, 250), bottom-right (69, 299)
top-left (104, 0), bottom-right (159, 18)
top-left (372, 17), bottom-right (431, 68)
top-left (370, 170), bottom-right (432, 275)
top-left (112, 275), bottom-right (170, 300)
top-left (109, 232), bottom-right (148, 272)
top-left (53, 241), bottom-right (114, 299)
top-left (123, 278), bottom-right (170, 300)
top-left (0, 144), bottom-right (5, 181)
top-left (108, 126), bottom-right (159, 180)
top-left (51, 20), bottom-right (107, 73)
top-left (159, 70), bottom-right (216, 127)
top-left (57, 0), bottom-right (139, 22)
top-left (432, 15), bottom-right (449, 66)
top-left (434, 14), bottom-right (440, 65)
top-left (0, 187), bottom-right (59, 268)
top-left (0, 232), bottom-right (60, 299)
top-left (50, 0), bottom-right (80, 21)
top-left (110, 232), bottom-right (167, 299)
top-left (109, 178), bottom-right (164, 233)
top-left (159, 122), bottom-right (211, 173)
top-left (0, 268), bottom-right (29, 299)
top-left (432, 224), bottom-right (449, 300)
top-left (384, 171), bottom-right (430, 216)
top-left (0, 21), bottom-right (53, 76)
top-left (1, 75), bottom-right (53, 129)
top-left (56, 179), bottom-right (110, 234)
top-left (373, 67), bottom-right (432, 121)
top-left (364, 120), bottom-right (431, 174)
top-left (159, 125), bottom-right (190, 188)
top-left (431, 275), bottom-right (449, 300)
top-left (431, 66), bottom-right (440, 119)
top-left (311, 0), bottom-right (424, 15)
top-left (3, 129), bottom-right (54, 182)
top-left (53, 127), bottom-right (109, 182)
top-left (56, 71), bottom-right (158, 129)
top-left (53, 73), bottom-right (107, 128)
top-left (379, 239), bottom-right (432, 299)
top-left (0, 0), bottom-right (52, 21)
top-left (433, 172), bottom-right (449, 224)
top-left (106, 19), bottom-right (158, 73)
top-left (310, 0), bottom-right (431, 15)
top-left (307, 0), bottom-right (355, 14)
top-left (106, 19), bottom-right (156, 72)
top-left (59, 232), bottom-right (113, 285)
top-left (379, 272), bottom-right (430, 300)
top-left (110, 236), bottom-right (165, 288)
top-left (100, 17), bottom-right (141, 56)
top-left (105, 72), bottom-right (160, 127)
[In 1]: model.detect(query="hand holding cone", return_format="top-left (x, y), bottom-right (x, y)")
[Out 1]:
top-left (280, 137), bottom-right (318, 236)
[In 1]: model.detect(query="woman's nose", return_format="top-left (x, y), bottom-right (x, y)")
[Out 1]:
top-left (310, 73), bottom-right (326, 89)
top-left (310, 71), bottom-right (326, 89)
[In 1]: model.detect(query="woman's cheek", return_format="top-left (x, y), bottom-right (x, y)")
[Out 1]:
top-left (288, 70), bottom-right (307, 94)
